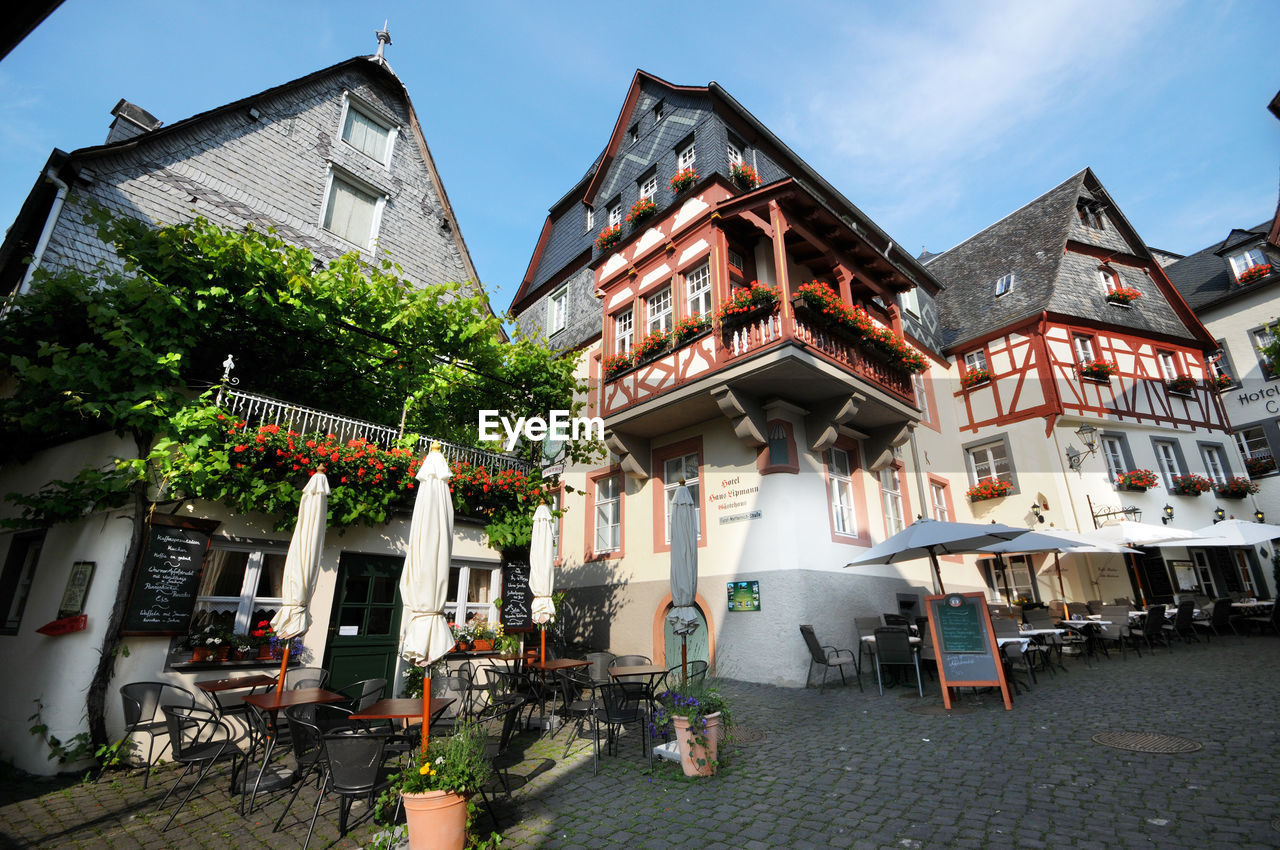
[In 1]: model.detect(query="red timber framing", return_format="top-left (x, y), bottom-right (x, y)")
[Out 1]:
top-left (595, 177), bottom-right (926, 418)
top-left (954, 316), bottom-right (1230, 434)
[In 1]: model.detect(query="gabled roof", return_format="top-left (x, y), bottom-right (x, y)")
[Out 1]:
top-left (1215, 228), bottom-right (1264, 255)
top-left (1166, 221), bottom-right (1273, 311)
top-left (929, 169), bottom-right (1208, 350)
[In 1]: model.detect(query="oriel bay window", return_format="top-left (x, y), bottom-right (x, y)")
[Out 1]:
top-left (615, 308), bottom-right (633, 354)
top-left (647, 286), bottom-right (672, 334)
top-left (685, 263), bottom-right (711, 318)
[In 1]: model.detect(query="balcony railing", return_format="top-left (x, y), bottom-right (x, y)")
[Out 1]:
top-left (221, 388), bottom-right (534, 473)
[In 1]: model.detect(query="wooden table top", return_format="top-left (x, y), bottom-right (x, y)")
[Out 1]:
top-left (530, 658), bottom-right (591, 672)
top-left (195, 674), bottom-right (277, 693)
top-left (242, 687), bottom-right (346, 711)
top-left (609, 664), bottom-right (666, 678)
top-left (350, 697), bottom-right (455, 721)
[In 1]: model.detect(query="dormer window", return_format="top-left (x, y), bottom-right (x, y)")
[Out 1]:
top-left (584, 205), bottom-right (595, 232)
top-left (653, 101), bottom-right (665, 123)
top-left (1077, 200), bottom-right (1105, 230)
top-left (727, 142), bottom-right (744, 167)
top-left (677, 142), bottom-right (696, 170)
top-left (628, 125), bottom-right (639, 146)
top-left (1099, 267), bottom-right (1120, 294)
top-left (638, 173), bottom-right (658, 200)
top-left (994, 273), bottom-right (1014, 297)
top-left (1229, 247), bottom-right (1269, 281)
top-left (608, 203), bottom-right (622, 227)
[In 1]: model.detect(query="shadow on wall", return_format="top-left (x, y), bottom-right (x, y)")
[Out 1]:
top-left (552, 559), bottom-right (630, 654)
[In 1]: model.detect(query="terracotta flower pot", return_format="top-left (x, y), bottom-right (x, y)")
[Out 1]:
top-left (402, 790), bottom-right (468, 850)
top-left (191, 647), bottom-right (211, 663)
top-left (672, 711), bottom-right (722, 777)
top-left (256, 645), bottom-right (274, 660)
top-left (212, 646), bottom-right (230, 662)
top-left (471, 639), bottom-right (493, 652)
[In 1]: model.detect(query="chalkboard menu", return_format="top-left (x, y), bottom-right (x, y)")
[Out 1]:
top-left (121, 517), bottom-right (218, 635)
top-left (500, 562), bottom-right (533, 632)
top-left (925, 592), bottom-right (1011, 711)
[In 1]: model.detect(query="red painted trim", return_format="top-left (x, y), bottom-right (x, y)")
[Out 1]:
top-left (822, 438), bottom-right (872, 547)
top-left (651, 590), bottom-right (716, 669)
top-left (583, 464), bottom-right (624, 562)
top-left (651, 436), bottom-right (706, 554)
top-left (756, 419), bottom-right (799, 475)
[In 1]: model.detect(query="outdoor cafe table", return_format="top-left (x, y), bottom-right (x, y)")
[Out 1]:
top-left (351, 697), bottom-right (456, 738)
top-left (239, 687), bottom-right (345, 798)
top-left (529, 659), bottom-right (592, 728)
top-left (195, 673), bottom-right (276, 718)
top-left (608, 664), bottom-right (667, 701)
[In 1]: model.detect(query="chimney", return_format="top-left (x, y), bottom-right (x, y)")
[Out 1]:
top-left (106, 99), bottom-right (162, 144)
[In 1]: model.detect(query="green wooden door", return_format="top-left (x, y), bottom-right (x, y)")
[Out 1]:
top-left (663, 605), bottom-right (709, 673)
top-left (323, 553), bottom-right (402, 696)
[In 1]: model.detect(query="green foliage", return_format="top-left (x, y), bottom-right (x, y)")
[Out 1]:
top-left (393, 720), bottom-right (492, 795)
top-left (27, 698), bottom-right (133, 770)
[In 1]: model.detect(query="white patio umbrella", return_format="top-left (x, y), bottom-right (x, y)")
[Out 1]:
top-left (269, 470), bottom-right (330, 695)
top-left (1077, 521), bottom-right (1199, 607)
top-left (845, 518), bottom-right (1028, 593)
top-left (978, 528), bottom-right (1138, 604)
top-left (1186, 519), bottom-right (1280, 547)
top-left (398, 444), bottom-right (455, 751)
top-left (667, 483), bottom-right (699, 682)
top-left (529, 503), bottom-right (556, 664)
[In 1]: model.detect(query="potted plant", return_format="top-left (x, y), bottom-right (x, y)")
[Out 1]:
top-left (1246, 456), bottom-right (1276, 478)
top-left (729, 161), bottom-right (759, 190)
top-left (1238, 263), bottom-right (1271, 285)
top-left (1216, 476), bottom-right (1260, 499)
top-left (650, 679), bottom-right (731, 777)
top-left (625, 198), bottom-right (657, 228)
top-left (468, 615), bottom-right (497, 652)
top-left (1170, 474), bottom-right (1212, 496)
top-left (672, 314), bottom-right (711, 346)
top-left (669, 167), bottom-right (698, 194)
top-left (634, 328), bottom-right (671, 362)
top-left (1165, 375), bottom-right (1197, 395)
top-left (387, 721), bottom-right (493, 850)
top-left (602, 351), bottom-right (633, 380)
top-left (251, 619), bottom-right (278, 659)
top-left (188, 623), bottom-right (233, 662)
top-left (714, 281), bottom-right (780, 327)
top-left (1208, 374), bottom-right (1234, 392)
top-left (966, 477), bottom-right (1013, 502)
top-left (1078, 360), bottom-right (1118, 381)
top-left (1104, 286), bottom-right (1143, 305)
top-left (961, 366), bottom-right (991, 389)
top-left (1115, 469), bottom-right (1159, 491)
top-left (594, 224), bottom-right (622, 251)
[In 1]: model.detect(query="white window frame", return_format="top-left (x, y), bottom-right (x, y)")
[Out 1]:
top-left (615, 308), bottom-right (633, 354)
top-left (1158, 351), bottom-right (1178, 381)
top-left (1, 532), bottom-right (44, 634)
top-left (685, 263), bottom-right (711, 318)
top-left (727, 142), bottom-right (743, 166)
top-left (1073, 335), bottom-right (1096, 365)
top-left (913, 373), bottom-right (930, 423)
top-left (594, 475), bottom-right (622, 554)
top-left (664, 453), bottom-right (701, 543)
top-left (338, 92), bottom-right (398, 167)
top-left (930, 481), bottom-right (950, 522)
top-left (546, 286), bottom-right (568, 335)
top-left (647, 286), bottom-right (672, 334)
top-left (1229, 247), bottom-right (1268, 279)
top-left (994, 273), bottom-right (1014, 297)
top-left (195, 544), bottom-right (287, 634)
top-left (1078, 201), bottom-right (1105, 230)
top-left (964, 350), bottom-right (988, 372)
top-left (1154, 441), bottom-right (1181, 489)
top-left (447, 561), bottom-right (501, 626)
top-left (827, 448), bottom-right (857, 536)
top-left (549, 491), bottom-right (561, 561)
top-left (1234, 427), bottom-right (1271, 461)
top-left (1201, 445), bottom-right (1227, 485)
top-left (320, 168), bottom-right (388, 250)
top-left (653, 101), bottom-right (665, 123)
top-left (678, 143), bottom-right (696, 170)
top-left (901, 287), bottom-right (921, 317)
top-left (584, 205), bottom-right (595, 232)
top-left (967, 441), bottom-right (1013, 485)
top-left (727, 248), bottom-right (745, 270)
top-left (879, 468), bottom-right (904, 535)
top-left (1099, 267), bottom-right (1120, 294)
top-left (608, 203), bottom-right (623, 227)
top-left (1253, 327), bottom-right (1277, 380)
top-left (639, 174), bottom-right (658, 200)
top-left (1102, 436), bottom-right (1127, 482)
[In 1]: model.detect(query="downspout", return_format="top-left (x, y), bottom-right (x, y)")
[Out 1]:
top-left (908, 427), bottom-right (928, 521)
top-left (20, 167), bottom-right (69, 294)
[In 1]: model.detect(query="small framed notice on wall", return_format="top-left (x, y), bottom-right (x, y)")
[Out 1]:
top-left (726, 580), bottom-right (760, 612)
top-left (58, 561), bottom-right (95, 618)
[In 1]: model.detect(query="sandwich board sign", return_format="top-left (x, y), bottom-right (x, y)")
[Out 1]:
top-left (924, 591), bottom-right (1012, 711)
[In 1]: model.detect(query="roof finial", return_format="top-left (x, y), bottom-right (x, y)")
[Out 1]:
top-left (375, 21), bottom-right (392, 59)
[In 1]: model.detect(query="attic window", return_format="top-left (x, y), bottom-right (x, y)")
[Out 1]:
top-left (628, 125), bottom-right (639, 146)
top-left (584, 205), bottom-right (595, 232)
top-left (1229, 247), bottom-right (1269, 281)
top-left (653, 101), bottom-right (665, 123)
top-left (1099, 267), bottom-right (1120, 293)
top-left (994, 273), bottom-right (1014, 298)
top-left (1077, 201), bottom-right (1105, 230)
top-left (339, 94), bottom-right (396, 166)
top-left (608, 202), bottom-right (622, 228)
top-left (727, 142), bottom-right (744, 167)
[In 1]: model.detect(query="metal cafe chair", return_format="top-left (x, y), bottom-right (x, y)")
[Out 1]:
top-left (156, 705), bottom-right (243, 832)
top-left (114, 681), bottom-right (196, 788)
top-left (872, 627), bottom-right (922, 697)
top-left (799, 624), bottom-right (859, 693)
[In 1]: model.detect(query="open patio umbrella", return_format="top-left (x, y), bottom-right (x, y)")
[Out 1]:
top-left (529, 503), bottom-right (556, 664)
top-left (398, 444), bottom-right (455, 751)
top-left (667, 483), bottom-right (699, 683)
top-left (978, 528), bottom-right (1138, 604)
top-left (1078, 520), bottom-right (1199, 606)
top-left (269, 470), bottom-right (330, 695)
top-left (1186, 519), bottom-right (1280, 547)
top-left (844, 518), bottom-right (1028, 593)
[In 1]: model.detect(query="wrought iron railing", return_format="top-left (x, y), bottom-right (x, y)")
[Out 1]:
top-left (220, 388), bottom-right (534, 473)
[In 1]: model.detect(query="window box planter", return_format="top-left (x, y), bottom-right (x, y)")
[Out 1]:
top-left (1238, 263), bottom-right (1271, 285)
top-left (625, 198), bottom-right (658, 228)
top-left (1215, 477), bottom-right (1259, 499)
top-left (1169, 474), bottom-right (1212, 496)
top-left (669, 167), bottom-right (698, 195)
top-left (633, 329), bottom-right (671, 363)
top-left (961, 368), bottom-right (991, 389)
top-left (1104, 287), bottom-right (1143, 306)
top-left (716, 282), bottom-right (780, 328)
top-left (1245, 456), bottom-right (1276, 478)
top-left (1115, 469), bottom-right (1159, 491)
top-left (603, 353), bottom-right (635, 381)
top-left (729, 162), bottom-right (760, 190)
top-left (1165, 376), bottom-right (1197, 395)
top-left (967, 478), bottom-right (1013, 502)
top-left (594, 225), bottom-right (622, 251)
top-left (1078, 361), bottom-right (1118, 381)
top-left (672, 315), bottom-right (711, 347)
top-left (1208, 374), bottom-right (1234, 392)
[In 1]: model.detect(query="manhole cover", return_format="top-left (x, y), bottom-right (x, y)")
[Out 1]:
top-left (729, 725), bottom-right (765, 744)
top-left (906, 704), bottom-right (975, 716)
top-left (1091, 732), bottom-right (1202, 753)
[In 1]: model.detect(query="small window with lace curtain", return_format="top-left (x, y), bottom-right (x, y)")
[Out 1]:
top-left (195, 547), bottom-right (286, 635)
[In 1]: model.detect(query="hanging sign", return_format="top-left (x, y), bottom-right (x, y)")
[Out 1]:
top-left (925, 592), bottom-right (1012, 710)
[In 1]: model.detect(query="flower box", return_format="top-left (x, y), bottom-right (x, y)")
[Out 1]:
top-left (1105, 287), bottom-right (1143, 306)
top-left (669, 167), bottom-right (698, 195)
top-left (1115, 469), bottom-right (1159, 491)
top-left (1078, 361), bottom-right (1118, 381)
top-left (1238, 263), bottom-right (1271, 285)
top-left (1165, 376), bottom-right (1197, 395)
top-left (1245, 456), bottom-right (1276, 478)
top-left (594, 225), bottom-right (622, 251)
top-left (625, 198), bottom-right (657, 227)
top-left (1208, 374), bottom-right (1234, 392)
top-left (603, 352), bottom-right (634, 380)
top-left (716, 281), bottom-right (780, 327)
top-left (1169, 474), bottom-right (1212, 496)
top-left (729, 162), bottom-right (759, 190)
top-left (961, 368), bottom-right (991, 389)
top-left (967, 478), bottom-right (1012, 502)
top-left (1215, 476), bottom-right (1260, 499)
top-left (633, 329), bottom-right (671, 362)
top-left (672, 315), bottom-right (711, 346)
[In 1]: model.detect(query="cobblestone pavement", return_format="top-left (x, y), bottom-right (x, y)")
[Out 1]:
top-left (3, 635), bottom-right (1279, 849)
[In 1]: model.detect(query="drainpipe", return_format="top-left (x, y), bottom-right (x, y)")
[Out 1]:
top-left (908, 427), bottom-right (928, 520)
top-left (20, 167), bottom-right (70, 294)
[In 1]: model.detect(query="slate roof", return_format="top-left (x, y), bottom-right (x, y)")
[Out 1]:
top-left (1165, 222), bottom-right (1273, 311)
top-left (928, 169), bottom-right (1201, 350)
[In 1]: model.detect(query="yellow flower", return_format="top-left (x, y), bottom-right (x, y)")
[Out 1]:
top-left (419, 765), bottom-right (430, 775)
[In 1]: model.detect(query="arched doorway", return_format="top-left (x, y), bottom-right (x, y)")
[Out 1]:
top-left (651, 591), bottom-right (715, 670)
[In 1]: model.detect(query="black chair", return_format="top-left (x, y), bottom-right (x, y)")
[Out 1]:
top-left (584, 651), bottom-right (617, 685)
top-left (1129, 604), bottom-right (1170, 653)
top-left (1000, 642), bottom-right (1034, 695)
top-left (485, 696), bottom-right (532, 799)
top-left (799, 625), bottom-right (859, 694)
top-left (1169, 600), bottom-right (1199, 646)
top-left (1096, 605), bottom-right (1138, 660)
top-left (339, 677), bottom-right (387, 712)
top-left (304, 730), bottom-right (392, 850)
top-left (427, 676), bottom-right (469, 735)
top-left (882, 613), bottom-right (911, 631)
top-left (156, 705), bottom-right (243, 832)
top-left (1241, 601), bottom-right (1280, 636)
top-left (285, 666), bottom-right (330, 690)
top-left (115, 681), bottom-right (196, 788)
top-left (271, 704), bottom-right (339, 834)
top-left (872, 627), bottom-right (922, 697)
top-left (552, 669), bottom-right (597, 749)
top-left (992, 617), bottom-right (1040, 681)
top-left (592, 683), bottom-right (650, 772)
top-left (1194, 598), bottom-right (1243, 644)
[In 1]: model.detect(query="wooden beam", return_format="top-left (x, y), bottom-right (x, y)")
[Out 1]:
top-left (806, 393), bottom-right (866, 452)
top-left (711, 385), bottom-right (768, 447)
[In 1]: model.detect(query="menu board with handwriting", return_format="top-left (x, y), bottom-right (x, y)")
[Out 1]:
top-left (500, 562), bottom-right (532, 631)
top-left (925, 592), bottom-right (1011, 711)
top-left (121, 520), bottom-right (216, 635)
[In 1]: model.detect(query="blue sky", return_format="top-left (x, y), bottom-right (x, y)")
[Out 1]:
top-left (2, 1), bottom-right (1276, 313)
